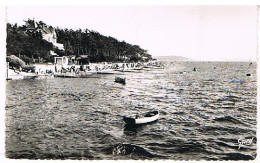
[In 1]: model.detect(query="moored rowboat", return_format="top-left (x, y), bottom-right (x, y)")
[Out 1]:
top-left (97, 69), bottom-right (116, 74)
top-left (123, 111), bottom-right (159, 125)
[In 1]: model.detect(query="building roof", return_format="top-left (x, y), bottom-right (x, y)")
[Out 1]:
top-left (25, 19), bottom-right (36, 29)
top-left (76, 55), bottom-right (89, 59)
top-left (80, 55), bottom-right (89, 58)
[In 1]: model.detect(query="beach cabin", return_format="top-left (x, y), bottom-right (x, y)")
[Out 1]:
top-left (54, 56), bottom-right (69, 65)
top-left (76, 55), bottom-right (89, 65)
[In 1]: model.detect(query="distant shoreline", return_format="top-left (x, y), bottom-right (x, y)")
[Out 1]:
top-left (153, 56), bottom-right (256, 62)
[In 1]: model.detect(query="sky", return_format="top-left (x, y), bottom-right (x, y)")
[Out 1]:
top-left (5, 5), bottom-right (258, 61)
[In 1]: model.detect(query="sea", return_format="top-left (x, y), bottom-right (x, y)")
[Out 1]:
top-left (5, 61), bottom-right (257, 160)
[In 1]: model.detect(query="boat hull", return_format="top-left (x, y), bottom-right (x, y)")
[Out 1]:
top-left (115, 77), bottom-right (126, 84)
top-left (135, 113), bottom-right (159, 124)
top-left (123, 117), bottom-right (136, 125)
top-left (123, 111), bottom-right (159, 125)
top-left (23, 75), bottom-right (38, 79)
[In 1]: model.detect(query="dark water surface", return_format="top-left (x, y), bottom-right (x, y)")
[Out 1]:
top-left (6, 62), bottom-right (257, 160)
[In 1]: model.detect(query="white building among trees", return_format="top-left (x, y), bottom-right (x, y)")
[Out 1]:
top-left (25, 19), bottom-right (64, 51)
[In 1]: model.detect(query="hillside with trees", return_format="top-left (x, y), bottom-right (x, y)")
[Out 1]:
top-left (6, 23), bottom-right (54, 64)
top-left (6, 19), bottom-right (152, 65)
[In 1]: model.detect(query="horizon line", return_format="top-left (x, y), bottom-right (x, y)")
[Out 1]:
top-left (152, 55), bottom-right (257, 62)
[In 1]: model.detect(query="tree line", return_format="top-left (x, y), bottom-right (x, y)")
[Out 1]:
top-left (6, 23), bottom-right (54, 64)
top-left (6, 19), bottom-right (152, 64)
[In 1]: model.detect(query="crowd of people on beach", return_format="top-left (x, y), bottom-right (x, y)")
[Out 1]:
top-left (6, 61), bottom-right (165, 80)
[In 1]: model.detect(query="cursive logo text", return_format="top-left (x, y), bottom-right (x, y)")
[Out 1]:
top-left (238, 138), bottom-right (254, 149)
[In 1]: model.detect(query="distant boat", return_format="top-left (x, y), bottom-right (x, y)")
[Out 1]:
top-left (97, 69), bottom-right (116, 74)
top-left (23, 73), bottom-right (38, 79)
top-left (153, 67), bottom-right (164, 69)
top-left (85, 70), bottom-right (98, 75)
top-left (54, 73), bottom-right (77, 78)
top-left (143, 67), bottom-right (151, 71)
top-left (193, 67), bottom-right (197, 71)
top-left (123, 111), bottom-right (159, 125)
top-left (246, 73), bottom-right (251, 76)
top-left (144, 66), bottom-right (153, 69)
top-left (23, 75), bottom-right (38, 79)
top-left (115, 68), bottom-right (136, 72)
top-left (115, 76), bottom-right (126, 84)
top-left (37, 73), bottom-right (54, 78)
top-left (133, 67), bottom-right (143, 70)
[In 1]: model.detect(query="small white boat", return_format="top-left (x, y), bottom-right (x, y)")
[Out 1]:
top-left (143, 67), bottom-right (151, 71)
top-left (123, 111), bottom-right (159, 125)
top-left (153, 66), bottom-right (164, 69)
top-left (24, 75), bottom-right (38, 79)
top-left (54, 73), bottom-right (77, 78)
top-left (85, 70), bottom-right (98, 75)
top-left (23, 73), bottom-right (38, 79)
top-left (115, 68), bottom-right (136, 72)
top-left (37, 73), bottom-right (54, 78)
top-left (97, 69), bottom-right (116, 74)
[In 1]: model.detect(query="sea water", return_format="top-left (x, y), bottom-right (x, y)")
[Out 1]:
top-left (5, 61), bottom-right (257, 160)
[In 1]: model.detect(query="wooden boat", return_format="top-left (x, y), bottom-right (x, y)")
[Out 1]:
top-left (97, 69), bottom-right (116, 74)
top-left (54, 73), bottom-right (77, 78)
top-left (153, 66), bottom-right (164, 69)
top-left (133, 67), bottom-right (143, 70)
top-left (23, 73), bottom-right (38, 79)
top-left (123, 69), bottom-right (138, 72)
top-left (37, 74), bottom-right (54, 78)
top-left (143, 68), bottom-right (151, 71)
top-left (123, 111), bottom-right (159, 125)
top-left (144, 66), bottom-right (153, 68)
top-left (115, 68), bottom-right (136, 72)
top-left (24, 75), bottom-right (38, 79)
top-left (115, 76), bottom-right (126, 84)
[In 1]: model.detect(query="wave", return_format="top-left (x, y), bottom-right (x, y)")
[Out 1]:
top-left (6, 149), bottom-right (95, 159)
top-left (198, 125), bottom-right (255, 135)
top-left (215, 141), bottom-right (239, 150)
top-left (221, 153), bottom-right (254, 160)
top-left (103, 143), bottom-right (160, 159)
top-left (217, 95), bottom-right (241, 103)
top-left (213, 116), bottom-right (245, 125)
top-left (7, 150), bottom-right (37, 159)
top-left (174, 140), bottom-right (207, 153)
